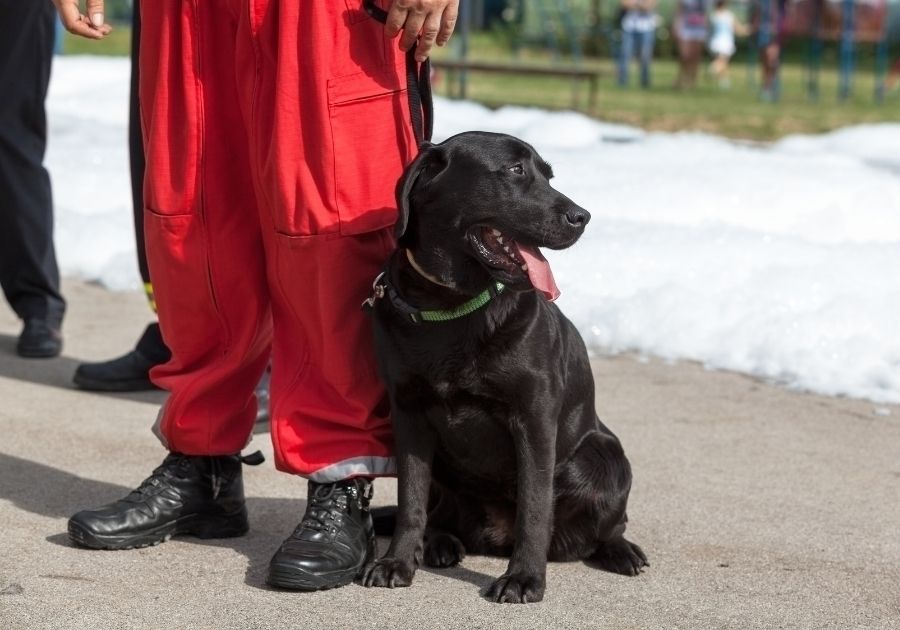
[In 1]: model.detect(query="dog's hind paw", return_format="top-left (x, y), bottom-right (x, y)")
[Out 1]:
top-left (589, 536), bottom-right (649, 576)
top-left (424, 532), bottom-right (466, 568)
top-left (359, 557), bottom-right (416, 588)
top-left (485, 572), bottom-right (545, 604)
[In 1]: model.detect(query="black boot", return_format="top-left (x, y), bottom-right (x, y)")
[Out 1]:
top-left (267, 478), bottom-right (375, 591)
top-left (72, 323), bottom-right (169, 391)
top-left (17, 317), bottom-right (62, 358)
top-left (68, 451), bottom-right (261, 550)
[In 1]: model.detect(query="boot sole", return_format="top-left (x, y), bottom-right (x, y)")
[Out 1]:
top-left (17, 346), bottom-right (61, 359)
top-left (68, 509), bottom-right (249, 550)
top-left (266, 537), bottom-right (375, 591)
top-left (72, 373), bottom-right (159, 392)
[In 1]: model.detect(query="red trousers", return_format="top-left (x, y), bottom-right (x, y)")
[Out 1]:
top-left (139, 0), bottom-right (416, 480)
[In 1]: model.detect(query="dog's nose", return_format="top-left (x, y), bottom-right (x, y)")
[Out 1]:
top-left (565, 207), bottom-right (591, 227)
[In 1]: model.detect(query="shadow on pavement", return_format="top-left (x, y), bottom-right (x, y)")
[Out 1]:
top-left (420, 563), bottom-right (494, 594)
top-left (1, 453), bottom-right (128, 519)
top-left (3, 453), bottom-right (493, 595)
top-left (0, 334), bottom-right (166, 406)
top-left (2, 452), bottom-right (295, 584)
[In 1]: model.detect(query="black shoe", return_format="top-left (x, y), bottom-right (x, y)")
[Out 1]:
top-left (67, 451), bottom-right (262, 550)
top-left (73, 323), bottom-right (169, 391)
top-left (267, 478), bottom-right (375, 591)
top-left (73, 349), bottom-right (158, 391)
top-left (17, 318), bottom-right (62, 358)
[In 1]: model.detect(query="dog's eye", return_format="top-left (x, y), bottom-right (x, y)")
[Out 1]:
top-left (508, 163), bottom-right (524, 175)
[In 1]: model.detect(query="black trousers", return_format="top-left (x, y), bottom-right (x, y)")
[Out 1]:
top-left (0, 1), bottom-right (65, 324)
top-left (129, 0), bottom-right (150, 288)
top-left (129, 0), bottom-right (169, 364)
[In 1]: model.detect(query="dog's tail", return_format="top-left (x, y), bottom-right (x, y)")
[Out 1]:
top-left (371, 505), bottom-right (397, 536)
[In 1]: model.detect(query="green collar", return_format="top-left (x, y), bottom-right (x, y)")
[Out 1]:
top-left (416, 282), bottom-right (506, 323)
top-left (364, 271), bottom-right (506, 324)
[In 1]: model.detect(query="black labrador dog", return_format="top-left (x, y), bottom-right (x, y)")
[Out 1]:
top-left (361, 131), bottom-right (647, 603)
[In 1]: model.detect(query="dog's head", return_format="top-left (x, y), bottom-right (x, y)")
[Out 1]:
top-left (395, 131), bottom-right (590, 299)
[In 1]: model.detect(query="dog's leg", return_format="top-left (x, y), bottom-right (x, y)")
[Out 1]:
top-left (360, 412), bottom-right (436, 589)
top-left (485, 420), bottom-right (556, 604)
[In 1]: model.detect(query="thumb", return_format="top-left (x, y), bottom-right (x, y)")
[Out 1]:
top-left (85, 0), bottom-right (106, 27)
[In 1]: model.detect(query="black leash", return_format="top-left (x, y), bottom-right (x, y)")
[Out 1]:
top-left (363, 0), bottom-right (433, 145)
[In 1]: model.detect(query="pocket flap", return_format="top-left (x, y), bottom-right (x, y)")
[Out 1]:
top-left (328, 61), bottom-right (407, 105)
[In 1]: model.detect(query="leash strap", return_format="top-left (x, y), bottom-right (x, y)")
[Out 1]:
top-left (363, 0), bottom-right (433, 145)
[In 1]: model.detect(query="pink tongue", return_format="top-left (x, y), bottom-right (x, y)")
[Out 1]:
top-left (515, 244), bottom-right (560, 301)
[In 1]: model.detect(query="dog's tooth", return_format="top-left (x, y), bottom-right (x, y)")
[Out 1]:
top-left (497, 236), bottom-right (504, 244)
top-left (521, 264), bottom-right (528, 271)
top-left (491, 229), bottom-right (501, 236)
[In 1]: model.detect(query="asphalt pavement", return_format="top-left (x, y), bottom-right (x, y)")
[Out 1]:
top-left (1, 280), bottom-right (898, 629)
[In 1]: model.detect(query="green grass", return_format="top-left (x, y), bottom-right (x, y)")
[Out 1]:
top-left (62, 25), bottom-right (132, 56)
top-left (433, 33), bottom-right (900, 141)
top-left (434, 58), bottom-right (898, 140)
top-left (62, 25), bottom-right (898, 141)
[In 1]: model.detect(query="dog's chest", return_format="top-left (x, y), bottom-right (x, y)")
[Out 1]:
top-left (402, 364), bottom-right (507, 428)
top-left (401, 366), bottom-right (519, 478)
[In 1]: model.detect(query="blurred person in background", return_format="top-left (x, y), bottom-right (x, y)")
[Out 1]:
top-left (753, 0), bottom-right (787, 100)
top-left (707, 0), bottom-right (746, 89)
top-left (71, 0), bottom-right (171, 392)
top-left (617, 0), bottom-right (658, 88)
top-left (0, 1), bottom-right (66, 358)
top-left (889, 58), bottom-right (900, 92)
top-left (68, 0), bottom-right (271, 422)
top-left (674, 0), bottom-right (709, 89)
top-left (53, 0), bottom-right (458, 593)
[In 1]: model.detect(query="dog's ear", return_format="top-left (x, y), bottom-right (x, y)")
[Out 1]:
top-left (395, 143), bottom-right (448, 239)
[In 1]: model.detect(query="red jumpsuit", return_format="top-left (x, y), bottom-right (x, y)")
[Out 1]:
top-left (139, 0), bottom-right (416, 480)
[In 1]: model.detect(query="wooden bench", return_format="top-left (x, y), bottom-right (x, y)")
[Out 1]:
top-left (431, 59), bottom-right (601, 113)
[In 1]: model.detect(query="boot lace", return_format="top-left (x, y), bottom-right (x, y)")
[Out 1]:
top-left (121, 451), bottom-right (263, 502)
top-left (299, 482), bottom-right (352, 533)
top-left (126, 453), bottom-right (191, 500)
top-left (297, 479), bottom-right (372, 535)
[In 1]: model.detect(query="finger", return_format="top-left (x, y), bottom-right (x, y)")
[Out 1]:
top-left (55, 2), bottom-right (85, 33)
top-left (55, 1), bottom-right (109, 39)
top-left (64, 13), bottom-right (108, 40)
top-left (85, 0), bottom-right (106, 28)
top-left (385, 4), bottom-right (409, 38)
top-left (400, 10), bottom-right (426, 52)
top-left (415, 12), bottom-right (442, 61)
top-left (437, 1), bottom-right (459, 46)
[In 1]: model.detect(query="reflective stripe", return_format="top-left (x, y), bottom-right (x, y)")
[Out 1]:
top-left (152, 403), bottom-right (169, 449)
top-left (144, 282), bottom-right (157, 312)
top-left (152, 418), bottom-right (392, 481)
top-left (306, 455), bottom-right (397, 483)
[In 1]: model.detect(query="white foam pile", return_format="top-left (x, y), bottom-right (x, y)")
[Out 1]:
top-left (45, 56), bottom-right (900, 404)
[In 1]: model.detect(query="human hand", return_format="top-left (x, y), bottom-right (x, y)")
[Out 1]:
top-left (52, 0), bottom-right (112, 40)
top-left (385, 0), bottom-right (460, 62)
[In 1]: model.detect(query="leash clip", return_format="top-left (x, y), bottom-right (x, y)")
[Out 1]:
top-left (362, 271), bottom-right (387, 310)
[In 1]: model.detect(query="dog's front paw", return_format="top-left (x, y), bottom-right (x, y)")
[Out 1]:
top-left (424, 532), bottom-right (466, 568)
top-left (485, 572), bottom-right (545, 604)
top-left (360, 557), bottom-right (416, 588)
